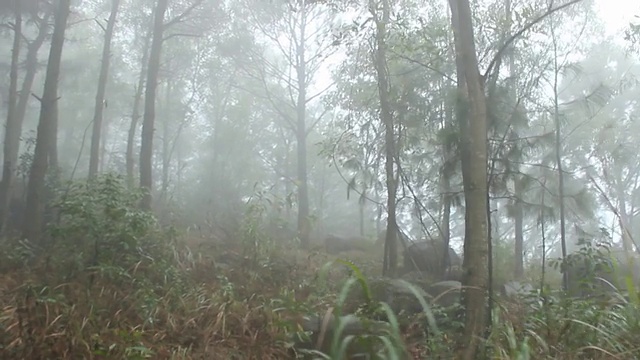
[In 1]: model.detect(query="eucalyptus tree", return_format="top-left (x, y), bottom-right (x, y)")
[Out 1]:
top-left (448, 0), bottom-right (490, 356)
top-left (23, 0), bottom-right (72, 242)
top-left (1, 0), bottom-right (23, 232)
top-left (0, 3), bottom-right (51, 233)
top-left (231, 0), bottom-right (338, 247)
top-left (122, 0), bottom-right (154, 187)
top-left (139, 0), bottom-right (208, 210)
top-left (88, 0), bottom-right (122, 178)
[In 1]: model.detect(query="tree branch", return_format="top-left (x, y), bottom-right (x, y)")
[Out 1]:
top-left (483, 0), bottom-right (585, 80)
top-left (164, 0), bottom-right (204, 29)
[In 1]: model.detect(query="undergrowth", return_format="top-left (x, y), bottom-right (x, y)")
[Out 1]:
top-left (0, 175), bottom-right (639, 359)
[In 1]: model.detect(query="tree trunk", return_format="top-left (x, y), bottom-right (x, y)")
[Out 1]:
top-left (160, 83), bottom-right (171, 202)
top-left (513, 178), bottom-right (525, 278)
top-left (550, 20), bottom-right (569, 291)
top-left (440, 169), bottom-right (452, 276)
top-left (440, 101), bottom-right (453, 277)
top-left (89, 0), bottom-right (121, 178)
top-left (4, 16), bottom-right (53, 219)
top-left (23, 0), bottom-right (71, 242)
top-left (127, 20), bottom-right (153, 188)
top-left (139, 0), bottom-right (169, 210)
top-left (295, 2), bottom-right (311, 248)
top-left (372, 0), bottom-right (398, 276)
top-left (449, 0), bottom-right (490, 358)
top-left (100, 115), bottom-right (109, 172)
top-left (0, 5), bottom-right (22, 234)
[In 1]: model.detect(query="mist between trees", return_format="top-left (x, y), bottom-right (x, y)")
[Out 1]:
top-left (0, 0), bottom-right (640, 359)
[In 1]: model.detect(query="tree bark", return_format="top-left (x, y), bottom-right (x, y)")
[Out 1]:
top-left (127, 14), bottom-right (154, 188)
top-left (160, 82), bottom-right (171, 202)
top-left (89, 0), bottom-right (121, 178)
top-left (448, 0), bottom-right (490, 358)
top-left (23, 0), bottom-right (71, 242)
top-left (0, 4), bottom-right (21, 234)
top-left (139, 0), bottom-right (169, 210)
top-left (514, 179), bottom-right (524, 278)
top-left (371, 0), bottom-right (398, 276)
top-left (295, 1), bottom-right (311, 248)
top-left (550, 19), bottom-right (569, 291)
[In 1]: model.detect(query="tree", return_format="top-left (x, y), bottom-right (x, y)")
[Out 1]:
top-left (23, 0), bottom-right (72, 242)
top-left (1, 0), bottom-right (22, 233)
top-left (139, 0), bottom-right (169, 210)
top-left (0, 5), bottom-right (51, 233)
top-left (234, 0), bottom-right (337, 247)
top-left (139, 0), bottom-right (205, 210)
top-left (448, 0), bottom-right (490, 357)
top-left (370, 0), bottom-right (399, 276)
top-left (89, 0), bottom-right (122, 178)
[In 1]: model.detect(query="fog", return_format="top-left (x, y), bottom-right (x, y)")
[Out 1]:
top-left (1, 0), bottom-right (640, 358)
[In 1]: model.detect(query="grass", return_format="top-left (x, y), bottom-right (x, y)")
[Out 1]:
top-left (1, 233), bottom-right (640, 359)
top-left (1, 176), bottom-right (639, 359)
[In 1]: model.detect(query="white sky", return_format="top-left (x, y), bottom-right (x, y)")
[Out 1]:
top-left (595, 0), bottom-right (639, 36)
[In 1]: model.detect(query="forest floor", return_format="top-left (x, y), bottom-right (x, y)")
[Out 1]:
top-left (0, 232), bottom-right (637, 359)
top-left (0, 233), bottom-right (437, 359)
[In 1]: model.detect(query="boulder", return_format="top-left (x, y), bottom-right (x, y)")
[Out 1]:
top-left (324, 234), bottom-right (372, 254)
top-left (403, 240), bottom-right (462, 277)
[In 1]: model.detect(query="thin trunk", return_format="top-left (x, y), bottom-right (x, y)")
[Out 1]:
top-left (0, 5), bottom-right (22, 233)
top-left (551, 20), bottom-right (569, 291)
top-left (139, 0), bottom-right (169, 210)
top-left (359, 194), bottom-right (365, 237)
top-left (449, 0), bottom-right (490, 358)
top-left (441, 171), bottom-right (452, 275)
top-left (23, 0), bottom-right (71, 242)
top-left (295, 2), bottom-right (310, 248)
top-left (372, 0), bottom-right (398, 276)
top-left (0, 12), bottom-right (53, 230)
top-left (100, 117), bottom-right (109, 172)
top-left (160, 83), bottom-right (171, 202)
top-left (617, 181), bottom-right (634, 252)
top-left (514, 179), bottom-right (524, 278)
top-left (503, 0), bottom-right (525, 279)
top-left (89, 0), bottom-right (121, 178)
top-left (441, 101), bottom-right (453, 276)
top-left (127, 23), bottom-right (153, 188)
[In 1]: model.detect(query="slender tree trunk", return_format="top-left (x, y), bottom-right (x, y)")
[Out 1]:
top-left (139, 0), bottom-right (168, 210)
top-left (0, 5), bottom-right (22, 233)
top-left (440, 169), bottom-right (452, 276)
top-left (127, 22), bottom-right (153, 188)
top-left (100, 116), bottom-right (109, 172)
top-left (161, 83), bottom-right (171, 202)
top-left (89, 0), bottom-right (121, 178)
top-left (295, 2), bottom-right (311, 248)
top-left (440, 102), bottom-right (454, 277)
top-left (23, 0), bottom-right (71, 242)
top-left (372, 0), bottom-right (398, 276)
top-left (513, 183), bottom-right (525, 280)
top-left (449, 0), bottom-right (490, 358)
top-left (359, 194), bottom-right (365, 237)
top-left (0, 11), bottom-right (50, 231)
top-left (550, 19), bottom-right (569, 291)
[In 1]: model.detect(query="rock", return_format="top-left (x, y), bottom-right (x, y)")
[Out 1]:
top-left (501, 281), bottom-right (534, 297)
top-left (324, 235), bottom-right (372, 254)
top-left (403, 240), bottom-right (462, 277)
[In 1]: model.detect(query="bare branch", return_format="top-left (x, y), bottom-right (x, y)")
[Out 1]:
top-left (484, 0), bottom-right (585, 80)
top-left (94, 17), bottom-right (106, 32)
top-left (164, 0), bottom-right (205, 29)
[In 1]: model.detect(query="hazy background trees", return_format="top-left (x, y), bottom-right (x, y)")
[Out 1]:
top-left (1, 0), bottom-right (640, 355)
